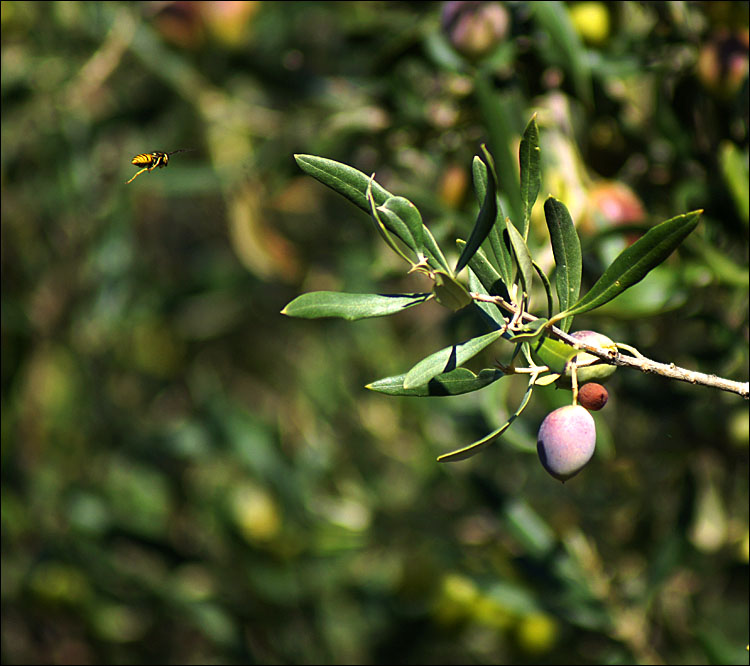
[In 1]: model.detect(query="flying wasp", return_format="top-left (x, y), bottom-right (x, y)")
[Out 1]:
top-left (126, 149), bottom-right (194, 184)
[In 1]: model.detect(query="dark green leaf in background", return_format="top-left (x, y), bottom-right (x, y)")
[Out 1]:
top-left (531, 1), bottom-right (593, 106)
top-left (474, 72), bottom-right (524, 225)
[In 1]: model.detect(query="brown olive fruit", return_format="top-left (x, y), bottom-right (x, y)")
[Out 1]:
top-left (578, 382), bottom-right (609, 411)
top-left (537, 405), bottom-right (596, 482)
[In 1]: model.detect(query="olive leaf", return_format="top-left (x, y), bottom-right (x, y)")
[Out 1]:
top-left (544, 196), bottom-right (581, 332)
top-left (519, 115), bottom-right (541, 236)
top-left (554, 210), bottom-right (702, 321)
top-left (471, 156), bottom-right (514, 289)
top-left (294, 154), bottom-right (392, 212)
top-left (433, 270), bottom-right (473, 311)
top-left (456, 146), bottom-right (498, 275)
top-left (282, 292), bottom-right (432, 320)
top-left (367, 367), bottom-right (505, 397)
top-left (403, 329), bottom-right (505, 389)
top-left (437, 375), bottom-right (536, 462)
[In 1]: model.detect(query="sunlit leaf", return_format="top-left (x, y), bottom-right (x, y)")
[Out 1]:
top-left (519, 115), bottom-right (541, 235)
top-left (505, 217), bottom-right (534, 298)
top-left (296, 154), bottom-right (449, 271)
top-left (437, 375), bottom-right (535, 462)
top-left (456, 146), bottom-right (498, 275)
top-left (468, 268), bottom-right (508, 331)
top-left (472, 156), bottom-right (514, 288)
top-left (532, 260), bottom-right (554, 320)
top-left (379, 196), bottom-right (425, 257)
top-left (294, 154), bottom-right (392, 212)
top-left (366, 367), bottom-right (505, 397)
top-left (544, 197), bottom-right (581, 331)
top-left (433, 270), bottom-right (473, 311)
top-left (281, 291), bottom-right (431, 320)
top-left (556, 210), bottom-right (702, 320)
top-left (531, 335), bottom-right (579, 374)
top-left (507, 318), bottom-right (549, 343)
top-left (403, 329), bottom-right (505, 389)
top-left (367, 179), bottom-right (414, 265)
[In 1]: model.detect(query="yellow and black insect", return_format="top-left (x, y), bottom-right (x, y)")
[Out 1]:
top-left (126, 149), bottom-right (194, 184)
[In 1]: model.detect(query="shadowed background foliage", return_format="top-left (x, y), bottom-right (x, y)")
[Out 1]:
top-left (2, 2), bottom-right (748, 664)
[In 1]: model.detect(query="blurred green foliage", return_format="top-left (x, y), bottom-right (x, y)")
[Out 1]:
top-left (1, 1), bottom-right (748, 664)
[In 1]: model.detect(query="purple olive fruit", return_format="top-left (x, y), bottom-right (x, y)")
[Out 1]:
top-left (578, 382), bottom-right (609, 411)
top-left (537, 405), bottom-right (596, 482)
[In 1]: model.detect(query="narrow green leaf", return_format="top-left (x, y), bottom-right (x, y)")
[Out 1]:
top-left (519, 115), bottom-right (541, 235)
top-left (534, 373), bottom-right (562, 386)
top-left (437, 375), bottom-right (535, 462)
top-left (456, 147), bottom-right (498, 275)
top-left (544, 197), bottom-right (581, 332)
top-left (367, 180), bottom-right (413, 265)
top-left (366, 367), bottom-right (505, 397)
top-left (472, 154), bottom-right (488, 207)
top-left (472, 156), bottom-right (514, 288)
top-left (294, 154), bottom-right (392, 212)
top-left (281, 291), bottom-right (431, 320)
top-left (504, 217), bottom-right (534, 297)
top-left (557, 210), bottom-right (702, 320)
top-left (403, 329), bottom-right (505, 389)
top-left (422, 225), bottom-right (451, 272)
top-left (532, 336), bottom-right (579, 374)
top-left (433, 270), bottom-right (473, 311)
top-left (532, 260), bottom-right (554, 320)
top-left (295, 155), bottom-right (449, 272)
top-left (489, 222), bottom-right (514, 291)
top-left (380, 196), bottom-right (425, 257)
top-left (507, 318), bottom-right (549, 343)
top-left (468, 268), bottom-right (508, 332)
top-left (457, 239), bottom-right (510, 301)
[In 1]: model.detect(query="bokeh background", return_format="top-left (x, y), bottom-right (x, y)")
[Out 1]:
top-left (2, 2), bottom-right (748, 664)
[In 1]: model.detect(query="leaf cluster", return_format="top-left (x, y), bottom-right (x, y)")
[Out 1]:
top-left (283, 118), bottom-right (702, 460)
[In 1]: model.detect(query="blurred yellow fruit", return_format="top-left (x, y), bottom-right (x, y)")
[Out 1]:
top-left (515, 612), bottom-right (558, 654)
top-left (231, 483), bottom-right (282, 543)
top-left (570, 2), bottom-right (610, 46)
